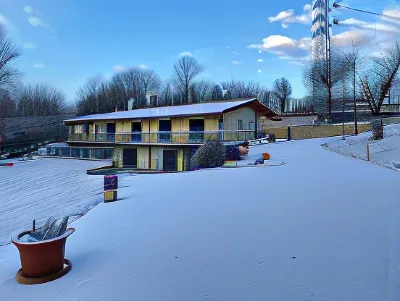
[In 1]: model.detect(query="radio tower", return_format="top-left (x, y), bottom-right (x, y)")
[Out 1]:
top-left (311, 0), bottom-right (332, 117)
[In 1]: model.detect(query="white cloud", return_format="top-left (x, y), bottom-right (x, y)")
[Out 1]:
top-left (232, 61), bottom-right (241, 65)
top-left (179, 51), bottom-right (192, 57)
top-left (268, 9), bottom-right (294, 23)
top-left (249, 34), bottom-right (312, 65)
top-left (331, 30), bottom-right (371, 46)
top-left (339, 18), bottom-right (399, 33)
top-left (258, 69), bottom-right (262, 73)
top-left (23, 5), bottom-right (33, 14)
top-left (258, 50), bottom-right (262, 54)
top-left (232, 51), bottom-right (240, 54)
top-left (113, 65), bottom-right (125, 72)
top-left (33, 63), bottom-right (45, 69)
top-left (268, 6), bottom-right (312, 26)
top-left (139, 64), bottom-right (147, 69)
top-left (257, 59), bottom-right (263, 62)
top-left (28, 16), bottom-right (47, 27)
top-left (249, 35), bottom-right (311, 58)
top-left (24, 42), bottom-right (36, 49)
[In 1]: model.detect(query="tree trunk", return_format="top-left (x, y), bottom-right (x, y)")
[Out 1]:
top-left (281, 100), bottom-right (285, 114)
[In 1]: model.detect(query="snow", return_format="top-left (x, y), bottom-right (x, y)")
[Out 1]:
top-left (326, 123), bottom-right (400, 170)
top-left (65, 98), bottom-right (257, 122)
top-left (0, 158), bottom-right (110, 245)
top-left (0, 139), bottom-right (399, 301)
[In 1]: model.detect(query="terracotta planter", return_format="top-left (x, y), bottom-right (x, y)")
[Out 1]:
top-left (263, 153), bottom-right (270, 160)
top-left (11, 228), bottom-right (74, 279)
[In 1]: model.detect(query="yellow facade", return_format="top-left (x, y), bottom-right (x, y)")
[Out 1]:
top-left (142, 119), bottom-right (150, 143)
top-left (150, 119), bottom-right (158, 143)
top-left (177, 149), bottom-right (183, 172)
top-left (137, 147), bottom-right (149, 169)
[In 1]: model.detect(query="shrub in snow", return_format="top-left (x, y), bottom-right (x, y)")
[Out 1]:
top-left (370, 120), bottom-right (383, 140)
top-left (191, 141), bottom-right (226, 170)
top-left (225, 145), bottom-right (241, 161)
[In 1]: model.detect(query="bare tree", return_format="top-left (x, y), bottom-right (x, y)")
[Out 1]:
top-left (139, 69), bottom-right (161, 107)
top-left (172, 56), bottom-right (202, 104)
top-left (303, 49), bottom-right (349, 119)
top-left (272, 78), bottom-right (292, 113)
top-left (0, 27), bottom-right (20, 90)
top-left (190, 79), bottom-right (213, 103)
top-left (361, 43), bottom-right (400, 115)
top-left (17, 84), bottom-right (66, 116)
top-left (211, 84), bottom-right (223, 101)
top-left (221, 79), bottom-right (264, 100)
top-left (159, 82), bottom-right (174, 106)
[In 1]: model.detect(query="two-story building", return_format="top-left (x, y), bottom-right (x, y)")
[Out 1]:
top-left (64, 98), bottom-right (276, 171)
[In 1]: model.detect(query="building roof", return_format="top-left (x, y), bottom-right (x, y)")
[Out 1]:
top-left (65, 98), bottom-right (275, 123)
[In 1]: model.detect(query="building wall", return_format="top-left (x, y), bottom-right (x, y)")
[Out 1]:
top-left (137, 147), bottom-right (150, 169)
top-left (223, 107), bottom-right (256, 141)
top-left (114, 145), bottom-right (185, 171)
top-left (223, 107), bottom-right (256, 131)
top-left (204, 116), bottom-right (219, 131)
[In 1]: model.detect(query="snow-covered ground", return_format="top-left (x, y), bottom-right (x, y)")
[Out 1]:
top-left (326, 123), bottom-right (400, 170)
top-left (0, 140), bottom-right (399, 301)
top-left (0, 158), bottom-right (109, 245)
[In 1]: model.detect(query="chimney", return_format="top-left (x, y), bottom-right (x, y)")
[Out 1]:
top-left (115, 106), bottom-right (118, 112)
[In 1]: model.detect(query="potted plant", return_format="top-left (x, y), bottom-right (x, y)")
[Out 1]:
top-left (11, 216), bottom-right (74, 285)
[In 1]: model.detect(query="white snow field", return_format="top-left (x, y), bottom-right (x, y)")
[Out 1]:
top-left (0, 158), bottom-right (110, 245)
top-left (326, 123), bottom-right (400, 170)
top-left (1, 139), bottom-right (400, 301)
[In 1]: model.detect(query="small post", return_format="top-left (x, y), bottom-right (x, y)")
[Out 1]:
top-left (367, 144), bottom-right (370, 161)
top-left (32, 219), bottom-right (36, 232)
top-left (287, 127), bottom-right (291, 141)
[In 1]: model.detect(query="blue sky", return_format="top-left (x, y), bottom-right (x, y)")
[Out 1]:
top-left (1, 0), bottom-right (399, 104)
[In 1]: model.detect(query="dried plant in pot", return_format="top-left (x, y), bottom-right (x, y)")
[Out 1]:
top-left (11, 216), bottom-right (74, 285)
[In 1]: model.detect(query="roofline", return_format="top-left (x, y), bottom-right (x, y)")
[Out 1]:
top-left (64, 112), bottom-right (223, 124)
top-left (64, 98), bottom-right (277, 124)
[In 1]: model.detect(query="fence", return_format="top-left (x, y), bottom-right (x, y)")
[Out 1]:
top-left (68, 130), bottom-right (256, 144)
top-left (45, 147), bottom-right (113, 160)
top-left (325, 117), bottom-right (400, 170)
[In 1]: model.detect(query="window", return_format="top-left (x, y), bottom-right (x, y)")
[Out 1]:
top-left (237, 120), bottom-right (243, 130)
top-left (249, 122), bottom-right (255, 130)
top-left (74, 124), bottom-right (83, 133)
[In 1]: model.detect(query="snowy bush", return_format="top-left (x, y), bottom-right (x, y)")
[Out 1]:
top-left (225, 145), bottom-right (241, 161)
top-left (370, 120), bottom-right (383, 140)
top-left (191, 141), bottom-right (226, 169)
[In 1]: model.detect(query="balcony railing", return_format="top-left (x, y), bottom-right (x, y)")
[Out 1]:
top-left (68, 131), bottom-right (256, 144)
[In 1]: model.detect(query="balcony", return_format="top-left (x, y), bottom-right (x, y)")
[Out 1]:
top-left (68, 131), bottom-right (256, 144)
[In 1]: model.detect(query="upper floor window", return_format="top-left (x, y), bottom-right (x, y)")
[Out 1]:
top-left (238, 120), bottom-right (243, 130)
top-left (249, 122), bottom-right (255, 130)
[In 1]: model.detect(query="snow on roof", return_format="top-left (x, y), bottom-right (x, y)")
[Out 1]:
top-left (65, 98), bottom-right (258, 123)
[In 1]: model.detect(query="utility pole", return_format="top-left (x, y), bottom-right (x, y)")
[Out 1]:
top-left (353, 59), bottom-right (358, 135)
top-left (342, 79), bottom-right (345, 140)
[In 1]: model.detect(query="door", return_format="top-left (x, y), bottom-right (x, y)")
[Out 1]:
top-left (189, 119), bottom-right (204, 143)
top-left (107, 123), bottom-right (115, 142)
top-left (163, 150), bottom-right (177, 171)
top-left (218, 119), bottom-right (223, 141)
top-left (123, 149), bottom-right (137, 168)
top-left (159, 120), bottom-right (171, 143)
top-left (132, 122), bottom-right (142, 142)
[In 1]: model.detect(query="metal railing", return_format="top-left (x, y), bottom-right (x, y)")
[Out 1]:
top-left (68, 131), bottom-right (256, 144)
